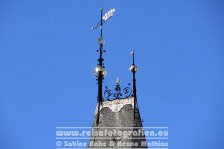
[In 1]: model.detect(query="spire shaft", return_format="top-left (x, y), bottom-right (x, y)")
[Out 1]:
top-left (93, 8), bottom-right (115, 127)
top-left (130, 50), bottom-right (138, 120)
top-left (132, 54), bottom-right (137, 119)
top-left (96, 8), bottom-right (104, 126)
top-left (100, 8), bottom-right (103, 39)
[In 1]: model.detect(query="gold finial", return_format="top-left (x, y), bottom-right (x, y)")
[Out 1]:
top-left (98, 38), bottom-right (103, 44)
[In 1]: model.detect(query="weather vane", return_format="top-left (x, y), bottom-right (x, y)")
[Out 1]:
top-left (91, 8), bottom-right (115, 30)
top-left (92, 8), bottom-right (115, 127)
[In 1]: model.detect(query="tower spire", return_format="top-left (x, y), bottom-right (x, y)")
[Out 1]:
top-left (93, 8), bottom-right (115, 126)
top-left (130, 50), bottom-right (138, 119)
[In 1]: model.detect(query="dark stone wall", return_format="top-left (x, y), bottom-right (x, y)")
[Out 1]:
top-left (88, 99), bottom-right (147, 148)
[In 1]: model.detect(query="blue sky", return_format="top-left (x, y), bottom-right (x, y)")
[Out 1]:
top-left (0, 0), bottom-right (224, 149)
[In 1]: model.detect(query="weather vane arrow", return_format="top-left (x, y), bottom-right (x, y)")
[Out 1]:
top-left (91, 8), bottom-right (116, 30)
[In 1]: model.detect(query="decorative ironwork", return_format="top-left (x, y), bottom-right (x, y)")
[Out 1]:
top-left (114, 78), bottom-right (122, 99)
top-left (104, 86), bottom-right (113, 100)
top-left (123, 83), bottom-right (133, 98)
top-left (104, 78), bottom-right (133, 100)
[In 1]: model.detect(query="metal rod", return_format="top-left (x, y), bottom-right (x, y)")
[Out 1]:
top-left (131, 51), bottom-right (138, 122)
top-left (100, 8), bottom-right (103, 39)
top-left (132, 52), bottom-right (135, 65)
top-left (133, 68), bottom-right (137, 120)
top-left (96, 8), bottom-right (104, 127)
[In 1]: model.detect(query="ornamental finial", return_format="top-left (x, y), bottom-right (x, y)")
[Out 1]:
top-left (130, 50), bottom-right (138, 73)
top-left (131, 50), bottom-right (135, 56)
top-left (116, 77), bottom-right (121, 84)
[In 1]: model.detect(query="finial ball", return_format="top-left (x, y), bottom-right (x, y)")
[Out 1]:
top-left (94, 65), bottom-right (107, 77)
top-left (130, 64), bottom-right (138, 73)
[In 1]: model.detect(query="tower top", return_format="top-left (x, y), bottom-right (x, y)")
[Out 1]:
top-left (89, 9), bottom-right (147, 149)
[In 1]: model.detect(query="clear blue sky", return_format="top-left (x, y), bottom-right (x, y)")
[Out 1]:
top-left (0, 0), bottom-right (224, 149)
